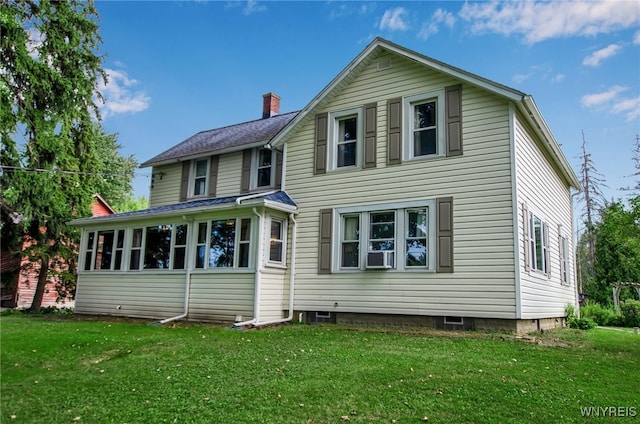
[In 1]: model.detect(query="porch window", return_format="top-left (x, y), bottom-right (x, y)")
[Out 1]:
top-left (194, 217), bottom-right (252, 269)
top-left (269, 218), bottom-right (285, 264)
top-left (130, 228), bottom-right (143, 270)
top-left (144, 225), bottom-right (172, 269)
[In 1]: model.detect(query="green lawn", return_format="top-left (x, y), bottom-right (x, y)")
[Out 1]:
top-left (1, 315), bottom-right (638, 423)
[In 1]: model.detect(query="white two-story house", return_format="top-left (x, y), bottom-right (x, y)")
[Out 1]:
top-left (72, 38), bottom-right (580, 332)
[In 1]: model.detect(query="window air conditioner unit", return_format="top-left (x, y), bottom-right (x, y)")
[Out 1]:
top-left (366, 251), bottom-right (394, 269)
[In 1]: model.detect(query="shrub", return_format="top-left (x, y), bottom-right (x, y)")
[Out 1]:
top-left (566, 304), bottom-right (597, 330)
top-left (580, 301), bottom-right (621, 326)
top-left (619, 300), bottom-right (640, 328)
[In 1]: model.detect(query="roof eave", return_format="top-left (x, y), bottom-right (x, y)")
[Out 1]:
top-left (518, 96), bottom-right (582, 191)
top-left (140, 140), bottom-right (271, 168)
top-left (270, 37), bottom-right (525, 148)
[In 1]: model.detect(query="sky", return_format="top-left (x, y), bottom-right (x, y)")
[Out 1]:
top-left (93, 0), bottom-right (640, 205)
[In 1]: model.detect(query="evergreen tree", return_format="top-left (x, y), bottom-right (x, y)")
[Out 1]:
top-left (0, 0), bottom-right (124, 311)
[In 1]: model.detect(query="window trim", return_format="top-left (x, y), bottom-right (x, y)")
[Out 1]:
top-left (189, 158), bottom-right (210, 198)
top-left (327, 107), bottom-right (363, 171)
top-left (527, 211), bottom-right (550, 276)
top-left (267, 216), bottom-right (287, 267)
top-left (559, 225), bottom-right (570, 286)
top-left (193, 216), bottom-right (253, 270)
top-left (251, 148), bottom-right (276, 190)
top-left (333, 199), bottom-right (436, 272)
top-left (403, 90), bottom-right (445, 161)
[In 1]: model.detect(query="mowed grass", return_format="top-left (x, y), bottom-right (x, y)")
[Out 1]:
top-left (1, 315), bottom-right (638, 423)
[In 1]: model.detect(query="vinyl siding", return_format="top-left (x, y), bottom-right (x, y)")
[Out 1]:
top-left (148, 151), bottom-right (244, 207)
top-left (216, 151), bottom-right (243, 197)
top-left (188, 272), bottom-right (254, 322)
top-left (75, 273), bottom-right (185, 319)
top-left (259, 268), bottom-right (287, 321)
top-left (513, 114), bottom-right (576, 318)
top-left (149, 163), bottom-right (182, 207)
top-left (285, 51), bottom-right (518, 319)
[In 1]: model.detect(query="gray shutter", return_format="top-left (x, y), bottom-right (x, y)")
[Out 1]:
top-left (274, 150), bottom-right (283, 189)
top-left (523, 203), bottom-right (530, 272)
top-left (315, 113), bottom-right (328, 174)
top-left (240, 149), bottom-right (252, 193)
top-left (208, 155), bottom-right (219, 197)
top-left (318, 209), bottom-right (333, 274)
top-left (387, 97), bottom-right (402, 165)
top-left (364, 102), bottom-right (377, 168)
top-left (445, 84), bottom-right (462, 157)
top-left (436, 197), bottom-right (453, 273)
top-left (179, 161), bottom-right (190, 202)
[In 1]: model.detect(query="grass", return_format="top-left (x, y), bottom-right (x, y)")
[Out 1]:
top-left (1, 315), bottom-right (639, 423)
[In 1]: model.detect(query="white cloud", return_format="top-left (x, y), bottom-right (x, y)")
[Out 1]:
top-left (612, 96), bottom-right (640, 121)
top-left (242, 0), bottom-right (266, 15)
top-left (551, 73), bottom-right (566, 83)
top-left (380, 7), bottom-right (409, 31)
top-left (418, 8), bottom-right (456, 40)
top-left (581, 85), bottom-right (627, 107)
top-left (582, 44), bottom-right (622, 66)
top-left (581, 86), bottom-right (640, 121)
top-left (459, 1), bottom-right (640, 44)
top-left (97, 68), bottom-right (150, 118)
top-left (634, 30), bottom-right (640, 45)
top-left (512, 73), bottom-right (532, 84)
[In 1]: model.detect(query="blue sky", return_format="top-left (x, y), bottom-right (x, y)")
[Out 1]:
top-left (94, 1), bottom-right (640, 204)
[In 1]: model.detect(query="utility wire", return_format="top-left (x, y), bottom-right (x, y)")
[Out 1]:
top-left (0, 165), bottom-right (150, 178)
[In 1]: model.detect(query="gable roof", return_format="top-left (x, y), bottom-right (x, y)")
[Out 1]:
top-left (70, 190), bottom-right (297, 226)
top-left (141, 111), bottom-right (299, 168)
top-left (269, 37), bottom-right (580, 190)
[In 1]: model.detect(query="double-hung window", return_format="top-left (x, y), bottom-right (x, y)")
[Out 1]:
top-left (336, 201), bottom-right (436, 271)
top-left (403, 91), bottom-right (445, 160)
top-left (269, 218), bottom-right (285, 265)
top-left (560, 234), bottom-right (569, 285)
top-left (255, 148), bottom-right (274, 188)
top-left (195, 218), bottom-right (252, 269)
top-left (528, 212), bottom-right (549, 274)
top-left (191, 158), bottom-right (209, 197)
top-left (328, 108), bottom-right (362, 170)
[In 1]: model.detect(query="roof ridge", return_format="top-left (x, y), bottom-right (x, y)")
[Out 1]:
top-left (194, 110), bottom-right (300, 136)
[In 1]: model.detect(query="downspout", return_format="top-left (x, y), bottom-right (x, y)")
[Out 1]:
top-left (155, 216), bottom-right (193, 325)
top-left (233, 207), bottom-right (264, 327)
top-left (254, 212), bottom-right (297, 327)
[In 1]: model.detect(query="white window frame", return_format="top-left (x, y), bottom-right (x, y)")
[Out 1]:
top-left (193, 217), bottom-right (253, 270)
top-left (251, 148), bottom-right (276, 190)
top-left (189, 158), bottom-right (210, 197)
top-left (267, 216), bottom-right (287, 267)
top-left (327, 107), bottom-right (363, 171)
top-left (528, 212), bottom-right (549, 275)
top-left (559, 225), bottom-right (569, 286)
top-left (403, 90), bottom-right (445, 161)
top-left (334, 200), bottom-right (436, 272)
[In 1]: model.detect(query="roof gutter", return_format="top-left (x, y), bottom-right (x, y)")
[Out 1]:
top-left (518, 96), bottom-right (582, 190)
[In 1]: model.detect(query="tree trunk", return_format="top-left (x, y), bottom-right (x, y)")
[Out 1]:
top-left (28, 257), bottom-right (49, 313)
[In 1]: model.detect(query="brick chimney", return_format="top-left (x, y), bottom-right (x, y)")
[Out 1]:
top-left (262, 92), bottom-right (280, 119)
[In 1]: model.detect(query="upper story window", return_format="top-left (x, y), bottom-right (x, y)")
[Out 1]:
top-left (191, 159), bottom-right (209, 196)
top-left (328, 108), bottom-right (362, 170)
top-left (403, 90), bottom-right (445, 160)
top-left (255, 148), bottom-right (274, 188)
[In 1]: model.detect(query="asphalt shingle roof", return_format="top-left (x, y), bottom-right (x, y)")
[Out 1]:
top-left (141, 111), bottom-right (299, 167)
top-left (71, 191), bottom-right (297, 225)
